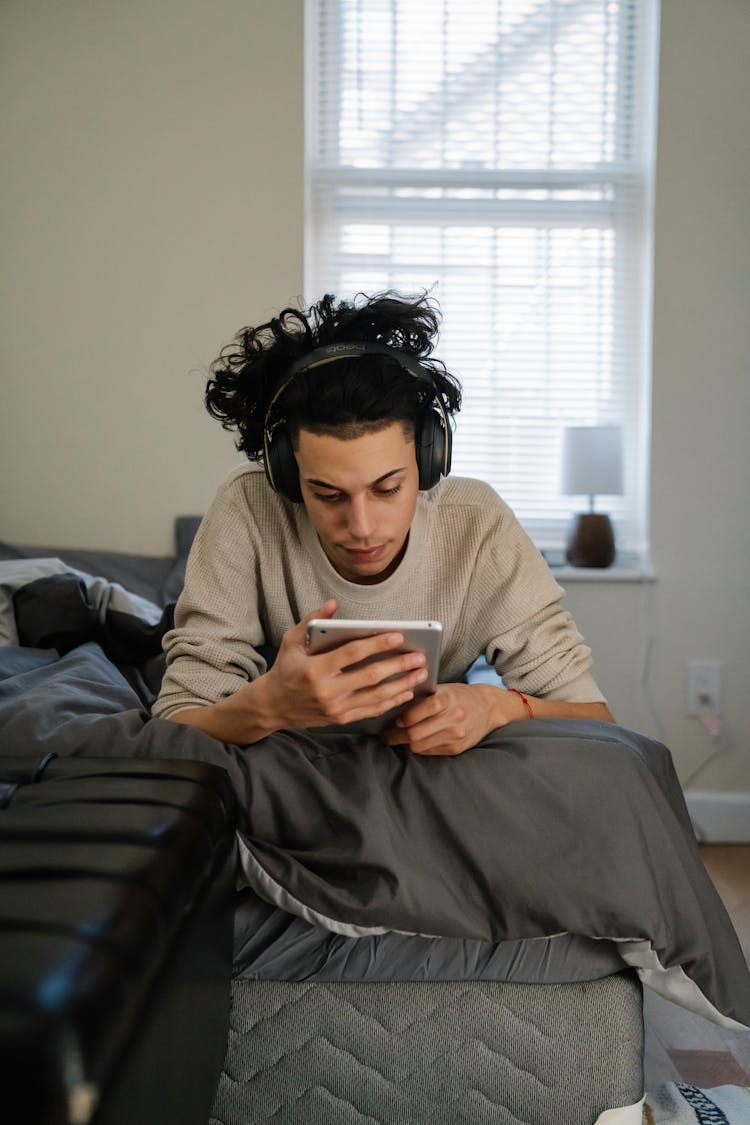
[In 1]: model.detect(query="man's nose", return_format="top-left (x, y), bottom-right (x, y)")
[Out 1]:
top-left (346, 496), bottom-right (374, 540)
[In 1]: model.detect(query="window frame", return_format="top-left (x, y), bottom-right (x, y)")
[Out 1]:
top-left (305, 0), bottom-right (660, 564)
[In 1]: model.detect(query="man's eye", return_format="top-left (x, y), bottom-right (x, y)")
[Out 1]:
top-left (377, 485), bottom-right (401, 498)
top-left (314, 492), bottom-right (343, 503)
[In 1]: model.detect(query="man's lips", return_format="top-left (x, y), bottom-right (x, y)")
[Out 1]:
top-left (343, 544), bottom-right (387, 561)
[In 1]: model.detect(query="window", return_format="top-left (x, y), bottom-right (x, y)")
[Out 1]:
top-left (306, 0), bottom-right (659, 561)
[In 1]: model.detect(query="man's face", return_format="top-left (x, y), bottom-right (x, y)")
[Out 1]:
top-left (294, 421), bottom-right (421, 584)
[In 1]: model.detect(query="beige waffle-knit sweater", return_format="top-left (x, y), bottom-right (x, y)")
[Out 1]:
top-left (153, 465), bottom-right (604, 719)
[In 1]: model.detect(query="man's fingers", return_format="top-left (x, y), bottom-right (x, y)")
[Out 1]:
top-left (303, 643), bottom-right (427, 717)
top-left (395, 691), bottom-right (442, 729)
top-left (338, 688), bottom-right (418, 726)
top-left (388, 692), bottom-right (467, 749)
top-left (301, 600), bottom-right (338, 628)
top-left (333, 630), bottom-right (407, 667)
top-left (288, 600), bottom-right (338, 645)
top-left (328, 657), bottom-right (426, 707)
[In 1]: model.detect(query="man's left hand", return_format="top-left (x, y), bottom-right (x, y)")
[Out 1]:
top-left (381, 682), bottom-right (514, 756)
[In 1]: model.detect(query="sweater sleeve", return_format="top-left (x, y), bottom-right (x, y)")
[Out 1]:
top-left (474, 502), bottom-right (606, 703)
top-left (152, 486), bottom-right (269, 719)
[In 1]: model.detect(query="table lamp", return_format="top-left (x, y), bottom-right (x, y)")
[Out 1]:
top-left (561, 425), bottom-right (624, 568)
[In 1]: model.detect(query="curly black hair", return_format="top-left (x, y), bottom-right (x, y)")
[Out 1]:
top-left (204, 290), bottom-right (462, 460)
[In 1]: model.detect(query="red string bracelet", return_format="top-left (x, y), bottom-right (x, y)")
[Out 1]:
top-left (509, 688), bottom-right (534, 720)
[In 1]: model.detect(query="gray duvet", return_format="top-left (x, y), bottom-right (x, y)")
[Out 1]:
top-left (0, 562), bottom-right (749, 1031)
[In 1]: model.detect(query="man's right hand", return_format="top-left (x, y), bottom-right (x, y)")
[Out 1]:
top-left (257, 599), bottom-right (428, 732)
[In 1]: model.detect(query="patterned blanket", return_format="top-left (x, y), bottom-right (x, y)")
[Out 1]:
top-left (644, 1084), bottom-right (750, 1123)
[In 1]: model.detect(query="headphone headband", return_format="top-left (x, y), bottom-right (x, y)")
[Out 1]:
top-left (265, 342), bottom-right (430, 422)
top-left (262, 341), bottom-right (451, 499)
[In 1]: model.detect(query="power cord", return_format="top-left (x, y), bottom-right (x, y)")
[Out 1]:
top-left (681, 717), bottom-right (730, 790)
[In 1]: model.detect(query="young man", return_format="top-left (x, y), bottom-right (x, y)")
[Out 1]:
top-left (153, 291), bottom-right (613, 753)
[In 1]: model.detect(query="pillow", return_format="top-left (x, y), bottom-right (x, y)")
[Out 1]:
top-left (161, 515), bottom-right (203, 604)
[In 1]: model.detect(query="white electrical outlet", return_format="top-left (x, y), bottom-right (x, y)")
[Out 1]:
top-left (687, 659), bottom-right (722, 716)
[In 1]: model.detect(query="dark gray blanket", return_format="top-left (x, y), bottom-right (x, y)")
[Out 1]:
top-left (1, 636), bottom-right (748, 1031)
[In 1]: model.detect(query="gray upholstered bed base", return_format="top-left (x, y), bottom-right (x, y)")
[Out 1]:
top-left (210, 971), bottom-right (644, 1124)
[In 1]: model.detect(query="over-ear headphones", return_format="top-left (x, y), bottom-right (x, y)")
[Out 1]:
top-left (262, 342), bottom-right (452, 503)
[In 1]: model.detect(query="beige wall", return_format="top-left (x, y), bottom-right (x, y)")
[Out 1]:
top-left (0, 0), bottom-right (304, 553)
top-left (1, 0), bottom-right (748, 788)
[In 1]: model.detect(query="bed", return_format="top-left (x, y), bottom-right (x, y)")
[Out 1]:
top-left (2, 523), bottom-right (749, 1125)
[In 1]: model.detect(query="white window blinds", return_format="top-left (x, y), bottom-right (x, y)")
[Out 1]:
top-left (306, 0), bottom-right (659, 558)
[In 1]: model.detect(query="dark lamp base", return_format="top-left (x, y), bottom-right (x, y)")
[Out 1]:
top-left (565, 513), bottom-right (616, 568)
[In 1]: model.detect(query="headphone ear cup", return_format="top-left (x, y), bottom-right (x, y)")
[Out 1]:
top-left (415, 404), bottom-right (450, 490)
top-left (265, 424), bottom-right (303, 503)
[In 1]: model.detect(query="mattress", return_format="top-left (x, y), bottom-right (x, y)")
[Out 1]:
top-left (210, 971), bottom-right (644, 1125)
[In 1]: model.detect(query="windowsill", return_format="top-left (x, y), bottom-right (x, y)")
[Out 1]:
top-left (548, 564), bottom-right (656, 583)
top-left (541, 549), bottom-right (656, 582)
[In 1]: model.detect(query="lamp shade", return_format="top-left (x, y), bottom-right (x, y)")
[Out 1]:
top-left (561, 426), bottom-right (624, 497)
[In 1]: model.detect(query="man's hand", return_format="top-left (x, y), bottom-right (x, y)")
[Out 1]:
top-left (258, 600), bottom-right (429, 731)
top-left (381, 682), bottom-right (515, 756)
top-left (381, 682), bottom-right (615, 755)
top-left (167, 599), bottom-right (429, 745)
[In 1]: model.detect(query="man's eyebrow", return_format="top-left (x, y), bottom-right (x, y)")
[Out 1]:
top-left (305, 467), bottom-right (407, 490)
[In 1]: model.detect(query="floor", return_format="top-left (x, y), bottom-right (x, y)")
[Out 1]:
top-left (643, 844), bottom-right (750, 1090)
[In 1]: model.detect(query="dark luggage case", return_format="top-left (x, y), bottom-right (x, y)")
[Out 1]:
top-left (0, 754), bottom-right (236, 1125)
